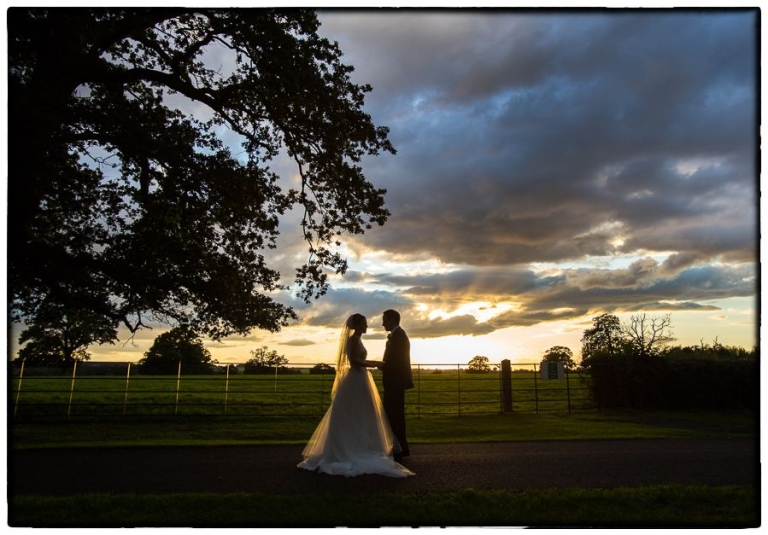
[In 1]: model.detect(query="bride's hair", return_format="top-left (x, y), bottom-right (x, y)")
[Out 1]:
top-left (346, 313), bottom-right (366, 331)
top-left (332, 314), bottom-right (364, 397)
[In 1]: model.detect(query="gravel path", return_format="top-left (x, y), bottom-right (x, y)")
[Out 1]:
top-left (10, 438), bottom-right (757, 496)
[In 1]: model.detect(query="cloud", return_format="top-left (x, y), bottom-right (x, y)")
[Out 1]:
top-left (316, 10), bottom-right (756, 271)
top-left (623, 302), bottom-right (721, 312)
top-left (290, 286), bottom-right (413, 329)
top-left (279, 339), bottom-right (317, 347)
top-left (259, 10), bottom-right (761, 343)
top-left (280, 258), bottom-right (754, 340)
top-left (407, 314), bottom-right (497, 338)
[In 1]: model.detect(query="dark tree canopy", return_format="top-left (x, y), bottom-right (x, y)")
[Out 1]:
top-left (138, 325), bottom-right (214, 374)
top-left (244, 345), bottom-right (288, 374)
top-left (17, 301), bottom-right (118, 367)
top-left (9, 8), bottom-right (394, 344)
top-left (466, 355), bottom-right (491, 373)
top-left (542, 346), bottom-right (576, 370)
top-left (580, 313), bottom-right (623, 365)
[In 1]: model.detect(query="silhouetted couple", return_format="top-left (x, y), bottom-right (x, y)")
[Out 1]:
top-left (298, 309), bottom-right (415, 478)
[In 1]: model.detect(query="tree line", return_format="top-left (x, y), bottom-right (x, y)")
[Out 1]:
top-left (14, 324), bottom-right (331, 376)
top-left (15, 311), bottom-right (757, 411)
top-left (468, 312), bottom-right (757, 411)
top-left (577, 313), bottom-right (757, 410)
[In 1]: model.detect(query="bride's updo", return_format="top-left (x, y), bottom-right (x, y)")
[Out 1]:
top-left (346, 313), bottom-right (366, 331)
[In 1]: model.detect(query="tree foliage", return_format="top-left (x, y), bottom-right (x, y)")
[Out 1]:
top-left (244, 346), bottom-right (289, 374)
top-left (578, 313), bottom-right (755, 410)
top-left (542, 346), bottom-right (576, 370)
top-left (309, 362), bottom-right (336, 375)
top-left (579, 313), bottom-right (624, 365)
top-left (138, 325), bottom-right (214, 374)
top-left (9, 8), bottom-right (394, 346)
top-left (17, 300), bottom-right (118, 367)
top-left (466, 355), bottom-right (491, 373)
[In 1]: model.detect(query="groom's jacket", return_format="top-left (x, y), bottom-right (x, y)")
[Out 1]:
top-left (382, 327), bottom-right (414, 391)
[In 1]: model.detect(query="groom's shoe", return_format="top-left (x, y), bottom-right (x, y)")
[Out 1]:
top-left (394, 453), bottom-right (403, 462)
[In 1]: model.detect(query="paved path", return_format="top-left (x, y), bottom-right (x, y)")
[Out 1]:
top-left (10, 438), bottom-right (757, 496)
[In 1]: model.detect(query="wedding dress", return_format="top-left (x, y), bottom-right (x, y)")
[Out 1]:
top-left (298, 321), bottom-right (414, 478)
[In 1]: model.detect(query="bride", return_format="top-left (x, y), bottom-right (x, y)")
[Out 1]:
top-left (297, 314), bottom-right (415, 478)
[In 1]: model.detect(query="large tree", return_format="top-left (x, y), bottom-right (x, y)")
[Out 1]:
top-left (9, 8), bottom-right (394, 343)
top-left (17, 300), bottom-right (118, 367)
top-left (138, 325), bottom-right (214, 374)
top-left (466, 355), bottom-right (492, 373)
top-left (244, 345), bottom-right (288, 374)
top-left (580, 313), bottom-right (624, 365)
top-left (542, 346), bottom-right (576, 371)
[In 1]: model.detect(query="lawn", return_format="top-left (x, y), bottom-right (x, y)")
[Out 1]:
top-left (9, 369), bottom-right (757, 529)
top-left (9, 410), bottom-right (757, 528)
top-left (10, 368), bottom-right (594, 417)
top-left (11, 410), bottom-right (756, 449)
top-left (9, 485), bottom-right (758, 527)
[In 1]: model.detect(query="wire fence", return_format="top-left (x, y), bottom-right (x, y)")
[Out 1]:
top-left (9, 360), bottom-right (595, 419)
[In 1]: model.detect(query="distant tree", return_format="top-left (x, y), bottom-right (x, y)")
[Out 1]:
top-left (9, 9), bottom-right (394, 351)
top-left (542, 346), bottom-right (576, 371)
top-left (580, 313), bottom-right (624, 366)
top-left (244, 346), bottom-right (289, 374)
top-left (621, 313), bottom-right (674, 357)
top-left (466, 355), bottom-right (492, 373)
top-left (309, 363), bottom-right (336, 375)
top-left (138, 325), bottom-right (214, 374)
top-left (16, 300), bottom-right (117, 368)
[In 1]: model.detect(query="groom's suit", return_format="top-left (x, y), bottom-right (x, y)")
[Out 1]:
top-left (382, 326), bottom-right (414, 455)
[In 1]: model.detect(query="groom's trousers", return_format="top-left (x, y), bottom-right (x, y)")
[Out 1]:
top-left (384, 388), bottom-right (409, 454)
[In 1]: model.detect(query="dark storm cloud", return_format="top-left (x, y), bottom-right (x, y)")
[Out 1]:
top-left (377, 267), bottom-right (540, 296)
top-left (292, 287), bottom-right (412, 333)
top-left (318, 10), bottom-right (756, 266)
top-left (305, 10), bottom-right (757, 336)
top-left (475, 262), bottom-right (753, 331)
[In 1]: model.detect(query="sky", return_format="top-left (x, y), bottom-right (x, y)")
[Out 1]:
top-left (7, 7), bottom-right (761, 368)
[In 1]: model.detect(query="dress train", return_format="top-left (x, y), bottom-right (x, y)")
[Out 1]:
top-left (298, 366), bottom-right (414, 478)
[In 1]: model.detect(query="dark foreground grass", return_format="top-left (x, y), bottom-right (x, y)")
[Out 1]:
top-left (9, 485), bottom-right (758, 528)
top-left (10, 410), bottom-right (756, 449)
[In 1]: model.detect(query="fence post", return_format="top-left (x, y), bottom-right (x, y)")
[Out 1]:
top-left (319, 370), bottom-right (326, 413)
top-left (67, 361), bottom-right (78, 417)
top-left (14, 360), bottom-right (25, 417)
top-left (174, 361), bottom-right (182, 416)
top-left (274, 364), bottom-right (278, 404)
top-left (123, 362), bottom-right (131, 416)
top-left (501, 359), bottom-right (512, 412)
top-left (417, 364), bottom-right (421, 419)
top-left (533, 363), bottom-right (539, 414)
top-left (565, 365), bottom-right (572, 414)
top-left (457, 363), bottom-right (461, 416)
top-left (224, 364), bottom-right (230, 415)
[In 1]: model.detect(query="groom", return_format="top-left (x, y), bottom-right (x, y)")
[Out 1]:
top-left (380, 309), bottom-right (414, 461)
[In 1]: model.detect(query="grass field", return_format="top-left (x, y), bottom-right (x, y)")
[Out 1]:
top-left (11, 409), bottom-right (756, 449)
top-left (11, 368), bottom-right (593, 417)
top-left (9, 369), bottom-right (758, 528)
top-left (9, 410), bottom-right (757, 527)
top-left (9, 485), bottom-right (758, 527)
